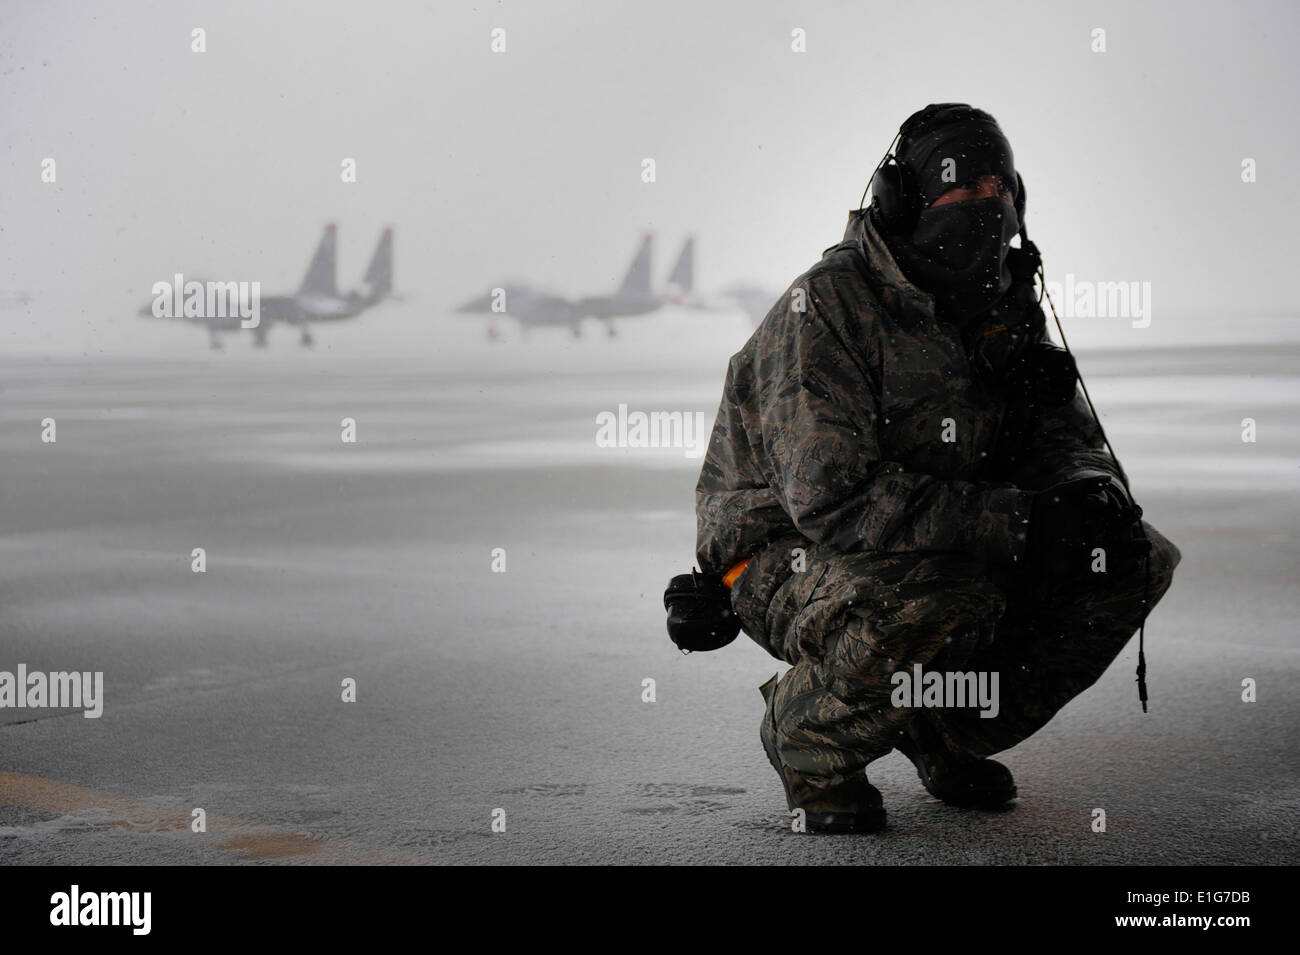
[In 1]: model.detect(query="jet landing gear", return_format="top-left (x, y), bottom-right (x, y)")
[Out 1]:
top-left (299, 328), bottom-right (315, 348)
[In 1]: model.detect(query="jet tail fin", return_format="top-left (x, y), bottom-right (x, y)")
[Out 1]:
top-left (667, 236), bottom-right (695, 298)
top-left (363, 228), bottom-right (393, 297)
top-left (299, 224), bottom-right (339, 297)
top-left (616, 233), bottom-right (653, 299)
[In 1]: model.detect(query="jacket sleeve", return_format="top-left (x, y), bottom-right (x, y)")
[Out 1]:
top-left (753, 296), bottom-right (1033, 565)
top-left (1003, 326), bottom-right (1128, 493)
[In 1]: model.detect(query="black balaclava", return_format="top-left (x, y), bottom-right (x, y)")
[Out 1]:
top-left (879, 104), bottom-right (1020, 325)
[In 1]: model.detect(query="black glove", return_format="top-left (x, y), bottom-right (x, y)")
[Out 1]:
top-left (663, 570), bottom-right (740, 652)
top-left (1025, 474), bottom-right (1145, 592)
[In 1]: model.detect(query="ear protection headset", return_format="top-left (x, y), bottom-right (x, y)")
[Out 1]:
top-left (860, 107), bottom-right (1027, 237)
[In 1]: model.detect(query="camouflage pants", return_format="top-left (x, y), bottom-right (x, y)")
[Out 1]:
top-left (730, 523), bottom-right (1181, 785)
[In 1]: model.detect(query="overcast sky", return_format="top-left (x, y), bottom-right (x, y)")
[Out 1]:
top-left (1, 0), bottom-right (1296, 352)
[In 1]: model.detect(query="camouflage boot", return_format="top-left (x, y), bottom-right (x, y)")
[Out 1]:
top-left (894, 715), bottom-right (1017, 810)
top-left (758, 675), bottom-right (887, 833)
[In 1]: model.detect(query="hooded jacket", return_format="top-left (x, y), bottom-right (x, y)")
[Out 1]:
top-left (694, 209), bottom-right (1124, 582)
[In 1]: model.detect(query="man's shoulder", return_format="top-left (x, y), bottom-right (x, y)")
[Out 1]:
top-left (739, 240), bottom-right (884, 358)
top-left (796, 238), bottom-right (875, 300)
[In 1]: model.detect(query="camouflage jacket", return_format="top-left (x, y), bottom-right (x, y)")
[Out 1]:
top-left (694, 209), bottom-right (1124, 578)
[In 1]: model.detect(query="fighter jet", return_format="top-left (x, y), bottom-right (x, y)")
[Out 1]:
top-left (261, 225), bottom-right (395, 346)
top-left (141, 225), bottom-right (394, 348)
top-left (453, 283), bottom-right (586, 338)
top-left (458, 233), bottom-right (689, 339)
top-left (570, 233), bottom-right (661, 327)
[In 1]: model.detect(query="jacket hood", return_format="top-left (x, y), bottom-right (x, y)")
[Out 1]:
top-left (839, 207), bottom-right (935, 323)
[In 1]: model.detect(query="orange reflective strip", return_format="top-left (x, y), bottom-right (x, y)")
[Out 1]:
top-left (722, 558), bottom-right (750, 590)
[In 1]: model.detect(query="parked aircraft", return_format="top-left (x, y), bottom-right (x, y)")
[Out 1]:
top-left (141, 225), bottom-right (394, 348)
top-left (457, 233), bottom-right (704, 338)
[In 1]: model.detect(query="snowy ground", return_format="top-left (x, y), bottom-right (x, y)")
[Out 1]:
top-left (0, 306), bottom-right (1296, 865)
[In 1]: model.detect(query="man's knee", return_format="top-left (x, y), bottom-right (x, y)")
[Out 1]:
top-left (1044, 520), bottom-right (1180, 615)
top-left (810, 552), bottom-right (1007, 705)
top-left (1140, 521), bottom-right (1181, 605)
top-left (1090, 520), bottom-right (1180, 617)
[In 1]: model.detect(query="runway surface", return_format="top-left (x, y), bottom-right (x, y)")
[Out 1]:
top-left (1, 312), bottom-right (1297, 865)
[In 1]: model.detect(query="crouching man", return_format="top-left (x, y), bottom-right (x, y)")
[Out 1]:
top-left (689, 104), bottom-right (1181, 833)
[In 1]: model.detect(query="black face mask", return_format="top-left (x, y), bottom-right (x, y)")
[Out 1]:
top-left (885, 196), bottom-right (1020, 325)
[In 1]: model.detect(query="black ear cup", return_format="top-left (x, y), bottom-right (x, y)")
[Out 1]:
top-left (869, 158), bottom-right (917, 233)
top-left (873, 102), bottom-right (955, 230)
top-left (1014, 172), bottom-right (1026, 224)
